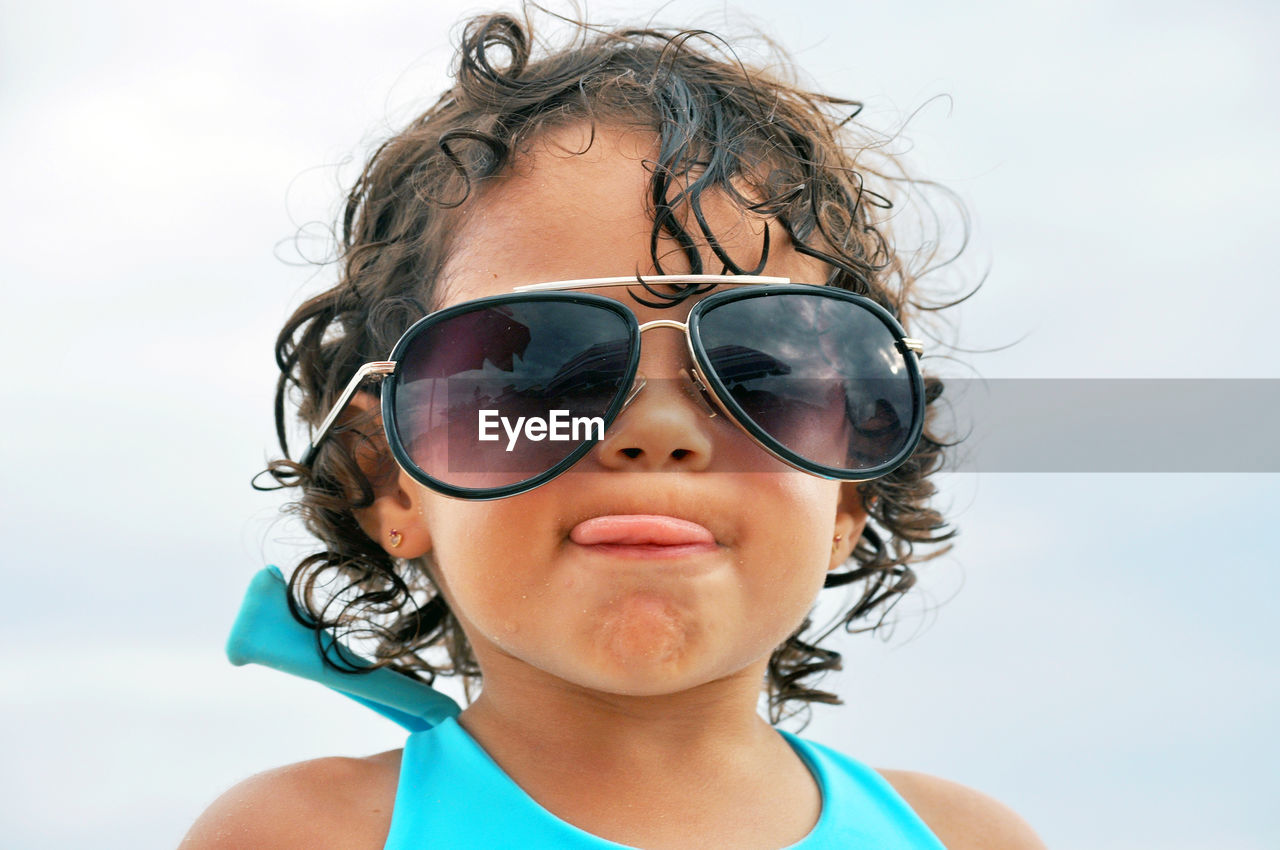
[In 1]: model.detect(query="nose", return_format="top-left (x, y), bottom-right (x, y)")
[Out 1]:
top-left (593, 325), bottom-right (716, 472)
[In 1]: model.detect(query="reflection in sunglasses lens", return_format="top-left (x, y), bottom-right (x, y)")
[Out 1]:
top-left (392, 300), bottom-right (633, 491)
top-left (697, 293), bottom-right (916, 472)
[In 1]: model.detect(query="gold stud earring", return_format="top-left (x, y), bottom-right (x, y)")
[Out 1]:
top-left (832, 534), bottom-right (843, 556)
top-left (389, 529), bottom-right (403, 549)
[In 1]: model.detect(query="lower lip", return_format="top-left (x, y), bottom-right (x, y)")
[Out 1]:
top-left (573, 541), bottom-right (720, 560)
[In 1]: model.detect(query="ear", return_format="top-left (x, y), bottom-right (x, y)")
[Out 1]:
top-left (343, 392), bottom-right (433, 559)
top-left (830, 482), bottom-right (873, 569)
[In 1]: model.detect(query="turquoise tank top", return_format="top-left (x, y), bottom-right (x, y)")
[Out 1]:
top-left (383, 716), bottom-right (946, 849)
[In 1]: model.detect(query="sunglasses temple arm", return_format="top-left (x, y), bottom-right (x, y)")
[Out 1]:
top-left (298, 361), bottom-right (397, 467)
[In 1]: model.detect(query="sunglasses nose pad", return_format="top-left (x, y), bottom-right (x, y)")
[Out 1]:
top-left (617, 371), bottom-right (719, 419)
top-left (621, 374), bottom-right (647, 411)
top-left (681, 367), bottom-right (720, 419)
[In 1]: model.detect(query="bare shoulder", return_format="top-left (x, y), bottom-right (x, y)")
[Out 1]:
top-left (179, 749), bottom-right (402, 850)
top-left (878, 769), bottom-right (1047, 850)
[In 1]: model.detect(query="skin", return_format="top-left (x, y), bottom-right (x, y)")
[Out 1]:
top-left (182, 125), bottom-right (1045, 849)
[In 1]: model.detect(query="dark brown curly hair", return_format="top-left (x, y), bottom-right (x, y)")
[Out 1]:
top-left (262, 7), bottom-right (965, 726)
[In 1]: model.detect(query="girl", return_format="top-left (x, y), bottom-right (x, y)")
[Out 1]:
top-left (184, 10), bottom-right (1044, 849)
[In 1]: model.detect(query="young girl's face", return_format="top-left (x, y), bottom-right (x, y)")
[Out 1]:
top-left (365, 125), bottom-right (866, 701)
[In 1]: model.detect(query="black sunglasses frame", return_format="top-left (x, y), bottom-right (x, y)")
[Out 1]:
top-left (374, 284), bottom-right (926, 501)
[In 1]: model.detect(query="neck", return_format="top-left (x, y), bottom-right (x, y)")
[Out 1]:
top-left (458, 655), bottom-right (776, 768)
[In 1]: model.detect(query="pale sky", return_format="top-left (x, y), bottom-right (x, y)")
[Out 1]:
top-left (1, 1), bottom-right (1277, 848)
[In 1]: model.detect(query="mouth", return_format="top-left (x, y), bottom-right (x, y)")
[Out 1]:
top-left (569, 514), bottom-right (719, 559)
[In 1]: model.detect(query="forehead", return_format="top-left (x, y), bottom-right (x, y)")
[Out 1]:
top-left (436, 123), bottom-right (829, 308)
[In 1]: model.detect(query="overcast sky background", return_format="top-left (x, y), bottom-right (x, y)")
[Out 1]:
top-left (2, 1), bottom-right (1277, 848)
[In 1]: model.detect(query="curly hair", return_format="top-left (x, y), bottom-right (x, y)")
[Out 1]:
top-left (262, 8), bottom-right (964, 726)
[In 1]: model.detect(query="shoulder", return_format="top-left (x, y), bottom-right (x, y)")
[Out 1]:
top-left (877, 769), bottom-right (1047, 850)
top-left (179, 749), bottom-right (402, 850)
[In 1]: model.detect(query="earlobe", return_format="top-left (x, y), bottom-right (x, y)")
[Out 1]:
top-left (830, 482), bottom-right (873, 569)
top-left (353, 465), bottom-right (433, 559)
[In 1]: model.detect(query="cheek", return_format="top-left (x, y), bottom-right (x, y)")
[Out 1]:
top-left (734, 474), bottom-right (842, 609)
top-left (414, 492), bottom-right (563, 634)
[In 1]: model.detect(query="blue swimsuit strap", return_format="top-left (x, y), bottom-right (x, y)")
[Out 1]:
top-left (226, 566), bottom-right (462, 731)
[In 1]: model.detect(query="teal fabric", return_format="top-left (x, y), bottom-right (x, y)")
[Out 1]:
top-left (226, 566), bottom-right (460, 731)
top-left (383, 717), bottom-right (946, 849)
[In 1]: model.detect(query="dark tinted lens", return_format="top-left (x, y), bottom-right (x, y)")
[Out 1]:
top-left (390, 299), bottom-right (633, 492)
top-left (697, 292), bottom-right (918, 473)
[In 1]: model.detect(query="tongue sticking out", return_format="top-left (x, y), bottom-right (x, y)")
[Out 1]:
top-left (570, 515), bottom-right (716, 546)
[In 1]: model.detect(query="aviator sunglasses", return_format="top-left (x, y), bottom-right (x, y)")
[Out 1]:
top-left (301, 275), bottom-right (926, 500)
